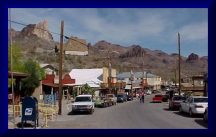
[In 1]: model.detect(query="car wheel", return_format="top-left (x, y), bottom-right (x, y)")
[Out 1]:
top-left (189, 109), bottom-right (193, 117)
top-left (90, 109), bottom-right (94, 114)
top-left (179, 107), bottom-right (183, 113)
top-left (71, 111), bottom-right (75, 115)
top-left (203, 112), bottom-right (207, 122)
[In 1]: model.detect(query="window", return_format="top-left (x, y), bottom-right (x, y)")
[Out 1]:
top-left (194, 98), bottom-right (208, 103)
top-left (75, 97), bottom-right (91, 102)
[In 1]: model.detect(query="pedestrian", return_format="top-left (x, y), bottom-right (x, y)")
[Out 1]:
top-left (139, 92), bottom-right (144, 103)
top-left (139, 94), bottom-right (142, 103)
top-left (141, 94), bottom-right (144, 103)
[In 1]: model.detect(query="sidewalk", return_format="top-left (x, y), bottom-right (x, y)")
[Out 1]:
top-left (8, 99), bottom-right (75, 129)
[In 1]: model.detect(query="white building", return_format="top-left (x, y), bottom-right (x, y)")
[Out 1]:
top-left (117, 71), bottom-right (161, 90)
top-left (40, 64), bottom-right (58, 75)
top-left (69, 68), bottom-right (103, 96)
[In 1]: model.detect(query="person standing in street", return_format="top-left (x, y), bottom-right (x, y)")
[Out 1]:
top-left (140, 92), bottom-right (145, 103)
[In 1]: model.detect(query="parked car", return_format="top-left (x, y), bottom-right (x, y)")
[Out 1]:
top-left (117, 94), bottom-right (127, 103)
top-left (127, 94), bottom-right (133, 101)
top-left (152, 90), bottom-right (161, 94)
top-left (203, 107), bottom-right (208, 122)
top-left (169, 96), bottom-right (186, 110)
top-left (179, 96), bottom-right (208, 117)
top-left (106, 94), bottom-right (117, 105)
top-left (94, 96), bottom-right (108, 108)
top-left (72, 95), bottom-right (94, 114)
top-left (152, 94), bottom-right (163, 103)
top-left (162, 94), bottom-right (169, 102)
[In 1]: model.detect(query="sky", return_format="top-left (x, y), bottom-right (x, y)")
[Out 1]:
top-left (9, 8), bottom-right (208, 57)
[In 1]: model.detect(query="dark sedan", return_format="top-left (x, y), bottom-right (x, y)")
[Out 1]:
top-left (127, 95), bottom-right (133, 101)
top-left (117, 94), bottom-right (127, 103)
top-left (162, 94), bottom-right (169, 102)
top-left (169, 96), bottom-right (186, 110)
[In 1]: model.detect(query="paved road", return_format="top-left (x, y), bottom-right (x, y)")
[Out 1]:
top-left (47, 95), bottom-right (208, 129)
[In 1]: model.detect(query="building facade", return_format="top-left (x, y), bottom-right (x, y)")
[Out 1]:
top-left (64, 36), bottom-right (88, 56)
top-left (117, 71), bottom-right (161, 90)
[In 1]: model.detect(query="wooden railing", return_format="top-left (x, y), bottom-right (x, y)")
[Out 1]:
top-left (38, 103), bottom-right (58, 127)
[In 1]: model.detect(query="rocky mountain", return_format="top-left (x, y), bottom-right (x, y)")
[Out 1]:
top-left (8, 21), bottom-right (208, 80)
top-left (9, 20), bottom-right (56, 52)
top-left (119, 45), bottom-right (145, 58)
top-left (20, 20), bottom-right (53, 41)
top-left (91, 40), bottom-right (128, 58)
top-left (186, 53), bottom-right (199, 62)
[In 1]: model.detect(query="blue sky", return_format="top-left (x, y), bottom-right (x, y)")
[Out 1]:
top-left (9, 8), bottom-right (208, 57)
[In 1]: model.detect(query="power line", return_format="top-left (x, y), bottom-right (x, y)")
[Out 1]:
top-left (8, 20), bottom-right (60, 36)
top-left (8, 19), bottom-right (87, 46)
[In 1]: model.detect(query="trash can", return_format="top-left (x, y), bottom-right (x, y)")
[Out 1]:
top-left (21, 96), bottom-right (39, 128)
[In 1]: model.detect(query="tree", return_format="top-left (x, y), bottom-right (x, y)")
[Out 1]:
top-left (8, 43), bottom-right (25, 72)
top-left (21, 59), bottom-right (45, 96)
top-left (81, 84), bottom-right (95, 97)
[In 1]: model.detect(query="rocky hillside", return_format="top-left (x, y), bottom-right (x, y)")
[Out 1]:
top-left (8, 21), bottom-right (208, 81)
top-left (8, 20), bottom-right (56, 53)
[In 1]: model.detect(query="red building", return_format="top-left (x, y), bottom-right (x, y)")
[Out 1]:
top-left (42, 74), bottom-right (75, 102)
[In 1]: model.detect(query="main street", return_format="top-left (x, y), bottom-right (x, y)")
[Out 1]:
top-left (47, 95), bottom-right (207, 129)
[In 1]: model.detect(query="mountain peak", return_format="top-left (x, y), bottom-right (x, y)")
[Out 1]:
top-left (186, 53), bottom-right (199, 62)
top-left (119, 45), bottom-right (145, 58)
top-left (20, 20), bottom-right (53, 41)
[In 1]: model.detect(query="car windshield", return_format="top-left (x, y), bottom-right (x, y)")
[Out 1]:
top-left (194, 98), bottom-right (208, 103)
top-left (75, 97), bottom-right (91, 102)
top-left (155, 95), bottom-right (162, 97)
top-left (173, 96), bottom-right (186, 100)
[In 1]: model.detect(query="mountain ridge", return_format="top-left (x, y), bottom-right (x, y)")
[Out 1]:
top-left (8, 21), bottom-right (208, 80)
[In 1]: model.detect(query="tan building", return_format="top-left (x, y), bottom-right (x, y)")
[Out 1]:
top-left (64, 36), bottom-right (88, 56)
top-left (181, 75), bottom-right (206, 96)
top-left (102, 67), bottom-right (117, 84)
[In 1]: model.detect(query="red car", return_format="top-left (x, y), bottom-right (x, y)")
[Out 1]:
top-left (152, 94), bottom-right (163, 103)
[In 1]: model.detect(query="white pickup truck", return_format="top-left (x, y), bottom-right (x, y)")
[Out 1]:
top-left (72, 95), bottom-right (95, 114)
top-left (179, 96), bottom-right (208, 116)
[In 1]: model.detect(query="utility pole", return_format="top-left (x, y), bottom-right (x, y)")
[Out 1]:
top-left (178, 32), bottom-right (181, 95)
top-left (174, 68), bottom-right (177, 87)
top-left (9, 8), bottom-right (16, 128)
top-left (142, 52), bottom-right (145, 92)
top-left (58, 20), bottom-right (64, 115)
top-left (130, 66), bottom-right (134, 96)
top-left (174, 58), bottom-right (177, 87)
top-left (108, 56), bottom-right (112, 94)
